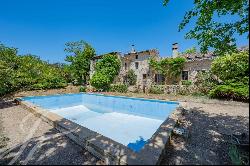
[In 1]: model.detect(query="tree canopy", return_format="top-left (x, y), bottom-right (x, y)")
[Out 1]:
top-left (65, 40), bottom-right (95, 85)
top-left (163, 0), bottom-right (249, 55)
top-left (0, 43), bottom-right (67, 96)
top-left (90, 54), bottom-right (121, 91)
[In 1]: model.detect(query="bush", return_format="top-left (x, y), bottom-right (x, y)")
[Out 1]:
top-left (209, 51), bottom-right (249, 102)
top-left (90, 54), bottom-right (121, 90)
top-left (90, 72), bottom-right (111, 91)
top-left (209, 83), bottom-right (249, 102)
top-left (79, 86), bottom-right (86, 92)
top-left (110, 84), bottom-right (128, 93)
top-left (181, 80), bottom-right (192, 86)
top-left (149, 85), bottom-right (165, 94)
top-left (211, 51), bottom-right (249, 82)
top-left (126, 70), bottom-right (137, 85)
top-left (0, 44), bottom-right (68, 96)
top-left (194, 70), bottom-right (219, 94)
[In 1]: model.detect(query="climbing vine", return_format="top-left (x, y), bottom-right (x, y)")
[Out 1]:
top-left (149, 57), bottom-right (186, 84)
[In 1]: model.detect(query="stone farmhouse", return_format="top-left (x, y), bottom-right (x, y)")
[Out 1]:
top-left (90, 44), bottom-right (248, 90)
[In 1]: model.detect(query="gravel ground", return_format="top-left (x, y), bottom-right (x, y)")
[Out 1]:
top-left (0, 89), bottom-right (249, 165)
top-left (160, 101), bottom-right (249, 165)
top-left (0, 99), bottom-right (102, 165)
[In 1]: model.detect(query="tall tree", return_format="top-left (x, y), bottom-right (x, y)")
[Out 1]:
top-left (65, 40), bottom-right (95, 85)
top-left (163, 0), bottom-right (249, 55)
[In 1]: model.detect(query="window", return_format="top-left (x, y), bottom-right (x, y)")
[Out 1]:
top-left (143, 74), bottom-right (147, 79)
top-left (135, 62), bottom-right (139, 69)
top-left (135, 55), bottom-right (138, 59)
top-left (155, 74), bottom-right (165, 85)
top-left (125, 63), bottom-right (127, 70)
top-left (182, 71), bottom-right (189, 80)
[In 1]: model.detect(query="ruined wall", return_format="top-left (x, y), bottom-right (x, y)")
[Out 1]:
top-left (183, 59), bottom-right (213, 81)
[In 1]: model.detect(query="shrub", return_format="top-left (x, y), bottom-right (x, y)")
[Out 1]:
top-left (126, 70), bottom-right (137, 85)
top-left (79, 86), bottom-right (86, 92)
top-left (209, 83), bottom-right (249, 102)
top-left (211, 51), bottom-right (249, 82)
top-left (110, 84), bottom-right (128, 93)
top-left (193, 70), bottom-right (219, 94)
top-left (181, 80), bottom-right (192, 86)
top-left (209, 51), bottom-right (249, 102)
top-left (90, 72), bottom-right (111, 91)
top-left (149, 85), bottom-right (165, 94)
top-left (0, 44), bottom-right (68, 96)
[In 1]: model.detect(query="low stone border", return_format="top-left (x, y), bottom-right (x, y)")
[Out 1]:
top-left (15, 96), bottom-right (182, 165)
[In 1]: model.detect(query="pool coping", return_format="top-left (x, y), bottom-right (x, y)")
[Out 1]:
top-left (15, 93), bottom-right (183, 165)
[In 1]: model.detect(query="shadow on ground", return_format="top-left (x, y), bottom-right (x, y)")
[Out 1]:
top-left (0, 99), bottom-right (17, 109)
top-left (0, 129), bottom-right (98, 165)
top-left (161, 106), bottom-right (249, 165)
top-left (0, 100), bottom-right (100, 165)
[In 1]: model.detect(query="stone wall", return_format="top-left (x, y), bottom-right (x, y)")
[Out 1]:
top-left (183, 59), bottom-right (212, 81)
top-left (164, 85), bottom-right (197, 95)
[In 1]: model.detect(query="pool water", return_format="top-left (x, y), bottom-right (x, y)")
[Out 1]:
top-left (22, 93), bottom-right (179, 152)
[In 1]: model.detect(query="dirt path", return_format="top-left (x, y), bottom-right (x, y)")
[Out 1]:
top-left (0, 100), bottom-right (101, 165)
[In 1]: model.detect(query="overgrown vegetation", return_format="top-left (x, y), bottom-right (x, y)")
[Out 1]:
top-left (193, 51), bottom-right (249, 102)
top-left (90, 53), bottom-right (121, 91)
top-left (209, 83), bottom-right (249, 102)
top-left (149, 57), bottom-right (186, 85)
top-left (0, 44), bottom-right (67, 96)
top-left (110, 84), bottom-right (128, 93)
top-left (79, 86), bottom-right (86, 92)
top-left (181, 80), bottom-right (192, 86)
top-left (149, 85), bottom-right (165, 94)
top-left (65, 40), bottom-right (95, 85)
top-left (125, 69), bottom-right (137, 85)
top-left (193, 71), bottom-right (219, 94)
top-left (209, 51), bottom-right (249, 101)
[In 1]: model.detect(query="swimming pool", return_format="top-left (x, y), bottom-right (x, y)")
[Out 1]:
top-left (21, 93), bottom-right (179, 153)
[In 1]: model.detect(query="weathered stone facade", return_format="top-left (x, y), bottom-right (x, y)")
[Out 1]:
top-left (90, 45), bottom-right (248, 89)
top-left (182, 59), bottom-right (213, 82)
top-left (119, 49), bottom-right (159, 90)
top-left (90, 49), bottom-right (160, 90)
top-left (90, 50), bottom-right (215, 89)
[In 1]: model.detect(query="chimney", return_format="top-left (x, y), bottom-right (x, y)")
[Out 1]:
top-left (172, 43), bottom-right (179, 58)
top-left (131, 44), bottom-right (136, 53)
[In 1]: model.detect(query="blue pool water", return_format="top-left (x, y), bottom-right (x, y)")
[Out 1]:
top-left (22, 93), bottom-right (179, 152)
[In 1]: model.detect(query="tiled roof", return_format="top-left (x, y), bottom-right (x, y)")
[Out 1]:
top-left (180, 52), bottom-right (216, 61)
top-left (180, 45), bottom-right (249, 61)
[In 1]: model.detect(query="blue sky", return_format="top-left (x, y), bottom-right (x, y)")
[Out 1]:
top-left (0, 0), bottom-right (248, 63)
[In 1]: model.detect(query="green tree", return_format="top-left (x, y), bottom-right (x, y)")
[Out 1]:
top-left (163, 0), bottom-right (249, 55)
top-left (149, 57), bottom-right (186, 84)
top-left (90, 54), bottom-right (121, 91)
top-left (182, 47), bottom-right (197, 54)
top-left (0, 43), bottom-right (67, 96)
top-left (65, 40), bottom-right (95, 85)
